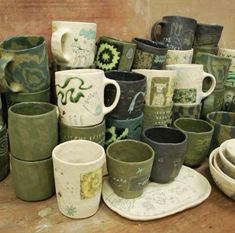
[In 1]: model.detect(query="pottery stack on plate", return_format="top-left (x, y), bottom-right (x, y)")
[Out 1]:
top-left (209, 138), bottom-right (235, 200)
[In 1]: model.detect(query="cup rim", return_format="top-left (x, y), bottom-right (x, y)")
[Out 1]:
top-left (52, 20), bottom-right (96, 26)
top-left (166, 64), bottom-right (203, 69)
top-left (55, 68), bottom-right (104, 76)
top-left (196, 52), bottom-right (232, 62)
top-left (207, 111), bottom-right (235, 128)
top-left (132, 69), bottom-right (177, 76)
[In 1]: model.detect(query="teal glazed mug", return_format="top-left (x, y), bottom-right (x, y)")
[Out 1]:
top-left (0, 35), bottom-right (50, 93)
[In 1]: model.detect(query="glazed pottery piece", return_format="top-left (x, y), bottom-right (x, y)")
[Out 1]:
top-left (8, 102), bottom-right (58, 161)
top-left (206, 111), bottom-right (235, 150)
top-left (193, 23), bottom-right (223, 47)
top-left (166, 64), bottom-right (216, 105)
top-left (95, 36), bottom-right (136, 71)
top-left (59, 119), bottom-right (105, 146)
top-left (55, 69), bottom-right (120, 127)
top-left (106, 139), bottom-right (154, 199)
top-left (172, 103), bottom-right (202, 122)
top-left (6, 87), bottom-right (50, 108)
top-left (225, 139), bottom-right (235, 164)
top-left (222, 85), bottom-right (235, 111)
top-left (0, 125), bottom-right (9, 181)
top-left (192, 46), bottom-right (218, 63)
top-left (142, 104), bottom-right (173, 129)
top-left (52, 140), bottom-right (105, 219)
top-left (51, 21), bottom-right (96, 68)
top-left (209, 148), bottom-right (235, 200)
top-left (10, 154), bottom-right (55, 201)
top-left (132, 69), bottom-right (176, 106)
top-left (0, 35), bottom-right (50, 93)
top-left (105, 114), bottom-right (143, 147)
top-left (174, 118), bottom-right (214, 166)
top-left (132, 38), bottom-right (167, 69)
top-left (151, 16), bottom-right (197, 50)
top-left (165, 49), bottom-right (193, 65)
top-left (105, 71), bottom-right (146, 119)
top-left (195, 52), bottom-right (232, 90)
top-left (142, 126), bottom-right (187, 183)
top-left (102, 166), bottom-right (211, 220)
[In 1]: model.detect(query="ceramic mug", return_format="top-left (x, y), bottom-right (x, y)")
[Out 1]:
top-left (195, 52), bottom-right (232, 90)
top-left (95, 36), bottom-right (136, 71)
top-left (165, 49), bottom-right (193, 65)
top-left (223, 85), bottom-right (235, 112)
top-left (55, 69), bottom-right (120, 127)
top-left (151, 16), bottom-right (197, 50)
top-left (132, 38), bottom-right (167, 69)
top-left (142, 126), bottom-right (187, 183)
top-left (0, 35), bottom-right (50, 93)
top-left (52, 140), bottom-right (105, 218)
top-left (8, 102), bottom-right (58, 161)
top-left (174, 118), bottom-right (214, 166)
top-left (105, 70), bottom-right (146, 119)
top-left (132, 69), bottom-right (176, 106)
top-left (59, 119), bottom-right (105, 146)
top-left (51, 21), bottom-right (96, 68)
top-left (166, 64), bottom-right (216, 105)
top-left (106, 139), bottom-right (154, 199)
top-left (193, 23), bottom-right (223, 47)
top-left (10, 154), bottom-right (55, 201)
top-left (192, 46), bottom-right (218, 63)
top-left (0, 125), bottom-right (9, 181)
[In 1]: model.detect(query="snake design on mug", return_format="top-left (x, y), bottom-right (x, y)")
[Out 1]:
top-left (56, 77), bottom-right (92, 105)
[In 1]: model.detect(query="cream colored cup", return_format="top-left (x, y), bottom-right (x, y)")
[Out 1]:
top-left (166, 49), bottom-right (193, 65)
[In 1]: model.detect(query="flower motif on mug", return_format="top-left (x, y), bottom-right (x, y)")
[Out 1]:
top-left (65, 205), bottom-right (77, 217)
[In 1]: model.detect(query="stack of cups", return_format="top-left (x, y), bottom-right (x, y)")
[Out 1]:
top-left (8, 102), bottom-right (58, 201)
top-left (133, 69), bottom-right (176, 129)
top-left (104, 71), bottom-right (146, 147)
top-left (0, 35), bottom-right (51, 107)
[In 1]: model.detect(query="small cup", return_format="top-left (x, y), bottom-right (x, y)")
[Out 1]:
top-left (132, 38), bottom-right (167, 69)
top-left (224, 139), bottom-right (235, 164)
top-left (0, 125), bottom-right (9, 181)
top-left (95, 36), bottom-right (136, 71)
top-left (52, 140), bottom-right (105, 218)
top-left (174, 118), bottom-right (214, 166)
top-left (166, 49), bottom-right (193, 65)
top-left (10, 154), bottom-right (55, 201)
top-left (106, 139), bottom-right (154, 199)
top-left (142, 126), bottom-right (187, 183)
top-left (105, 113), bottom-right (143, 147)
top-left (59, 119), bottom-right (105, 146)
top-left (207, 111), bottom-right (235, 150)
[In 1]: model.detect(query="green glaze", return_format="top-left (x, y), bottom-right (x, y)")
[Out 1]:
top-left (142, 104), bottom-right (173, 129)
top-left (174, 118), bottom-right (214, 166)
top-left (192, 46), bottom-right (218, 63)
top-left (0, 125), bottom-right (9, 181)
top-left (59, 119), bottom-right (105, 146)
top-left (106, 139), bottom-right (154, 199)
top-left (10, 155), bottom-right (55, 201)
top-left (0, 35), bottom-right (50, 93)
top-left (8, 102), bottom-right (58, 161)
top-left (207, 111), bottom-right (235, 150)
top-left (132, 49), bottom-right (154, 69)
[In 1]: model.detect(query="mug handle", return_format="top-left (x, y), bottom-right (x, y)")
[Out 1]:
top-left (51, 29), bottom-right (70, 62)
top-left (103, 77), bottom-right (121, 115)
top-left (0, 53), bottom-right (24, 92)
top-left (201, 72), bottom-right (216, 99)
top-left (151, 20), bottom-right (167, 41)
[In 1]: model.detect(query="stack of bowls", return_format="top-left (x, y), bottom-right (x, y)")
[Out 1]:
top-left (209, 138), bottom-right (235, 200)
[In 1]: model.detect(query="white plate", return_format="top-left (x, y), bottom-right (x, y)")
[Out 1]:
top-left (102, 165), bottom-right (211, 221)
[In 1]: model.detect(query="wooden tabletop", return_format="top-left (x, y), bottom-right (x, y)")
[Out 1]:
top-left (0, 160), bottom-right (234, 233)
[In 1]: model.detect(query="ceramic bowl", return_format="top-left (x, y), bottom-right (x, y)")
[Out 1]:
top-left (225, 139), bottom-right (235, 165)
top-left (209, 148), bottom-right (235, 200)
top-left (219, 141), bottom-right (235, 179)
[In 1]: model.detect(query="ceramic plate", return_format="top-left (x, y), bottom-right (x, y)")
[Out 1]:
top-left (102, 166), bottom-right (211, 221)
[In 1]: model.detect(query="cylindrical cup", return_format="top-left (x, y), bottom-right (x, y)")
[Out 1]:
top-left (52, 140), bottom-right (105, 218)
top-left (8, 102), bottom-right (58, 161)
top-left (142, 126), bottom-right (187, 183)
top-left (166, 49), bottom-right (193, 65)
top-left (106, 139), bottom-right (154, 199)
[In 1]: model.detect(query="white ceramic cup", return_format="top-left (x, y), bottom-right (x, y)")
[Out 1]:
top-left (132, 69), bottom-right (176, 106)
top-left (52, 140), bottom-right (105, 219)
top-left (51, 21), bottom-right (96, 67)
top-left (166, 64), bottom-right (216, 105)
top-left (166, 49), bottom-right (194, 65)
top-left (55, 69), bottom-right (120, 127)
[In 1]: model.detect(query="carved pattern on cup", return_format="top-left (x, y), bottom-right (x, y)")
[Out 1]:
top-left (173, 88), bottom-right (197, 104)
top-left (132, 49), bottom-right (153, 69)
top-left (105, 126), bottom-right (129, 147)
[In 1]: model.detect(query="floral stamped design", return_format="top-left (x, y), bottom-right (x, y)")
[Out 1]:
top-left (132, 49), bottom-right (153, 69)
top-left (173, 88), bottom-right (197, 104)
top-left (66, 205), bottom-right (77, 217)
top-left (80, 168), bottom-right (102, 199)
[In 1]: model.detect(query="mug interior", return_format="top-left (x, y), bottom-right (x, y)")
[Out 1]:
top-left (105, 70), bottom-right (145, 82)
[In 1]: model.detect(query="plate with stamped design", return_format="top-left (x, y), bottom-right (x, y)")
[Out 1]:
top-left (102, 165), bottom-right (211, 221)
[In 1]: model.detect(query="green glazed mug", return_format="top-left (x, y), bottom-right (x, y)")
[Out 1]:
top-left (192, 46), bottom-right (218, 63)
top-left (0, 35), bottom-right (50, 93)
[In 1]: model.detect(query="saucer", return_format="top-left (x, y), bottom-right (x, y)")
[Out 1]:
top-left (102, 165), bottom-right (211, 221)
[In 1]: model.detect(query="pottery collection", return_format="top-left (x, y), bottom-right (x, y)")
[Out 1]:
top-left (0, 14), bottom-right (234, 221)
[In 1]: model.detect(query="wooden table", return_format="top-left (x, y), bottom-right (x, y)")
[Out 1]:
top-left (0, 160), bottom-right (234, 233)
